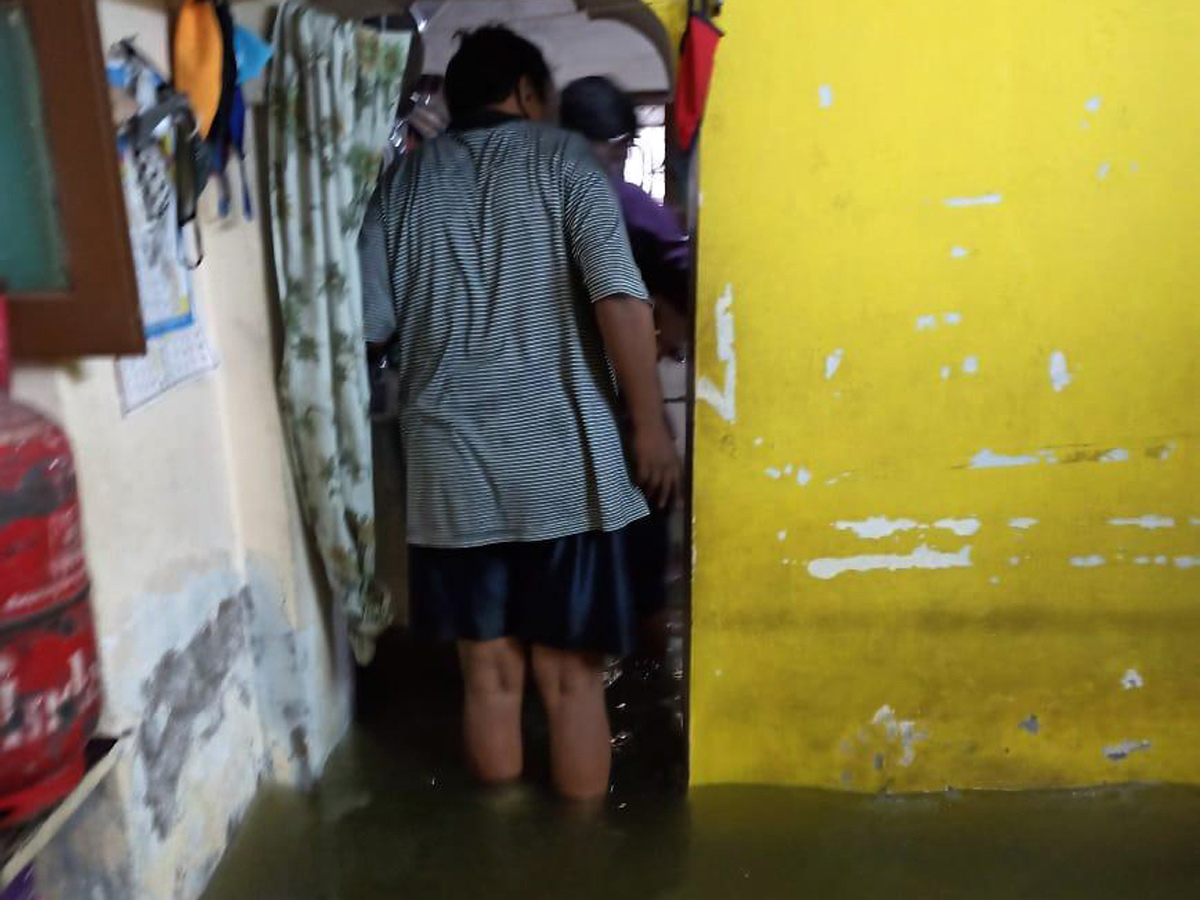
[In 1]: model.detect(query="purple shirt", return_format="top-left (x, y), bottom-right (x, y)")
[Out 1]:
top-left (613, 179), bottom-right (690, 313)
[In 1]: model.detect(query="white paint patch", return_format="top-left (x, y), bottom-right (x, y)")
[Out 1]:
top-left (970, 449), bottom-right (1043, 469)
top-left (783, 464), bottom-right (794, 476)
top-left (1151, 442), bottom-right (1176, 460)
top-left (1009, 517), bottom-right (1039, 530)
top-left (950, 246), bottom-right (970, 259)
top-left (825, 348), bottom-right (845, 379)
top-left (1155, 554), bottom-right (1169, 565)
top-left (835, 517), bottom-right (922, 539)
top-left (944, 312), bottom-right (963, 325)
top-left (796, 468), bottom-right (813, 487)
top-left (807, 544), bottom-right (972, 580)
top-left (871, 705), bottom-right (927, 767)
top-left (1108, 515), bottom-right (1175, 530)
top-left (765, 467), bottom-right (782, 480)
top-left (1009, 556), bottom-right (1022, 566)
top-left (753, 437), bottom-right (764, 448)
top-left (1104, 740), bottom-right (1151, 762)
top-left (962, 356), bottom-right (979, 375)
top-left (989, 576), bottom-right (1001, 585)
top-left (1121, 669), bottom-right (1145, 690)
top-left (696, 283), bottom-right (737, 423)
top-left (1049, 351), bottom-right (1071, 392)
top-left (916, 314), bottom-right (938, 331)
top-left (1099, 448), bottom-right (1130, 463)
top-left (1175, 556), bottom-right (1200, 570)
top-left (943, 193), bottom-right (1004, 207)
top-left (1129, 161), bottom-right (1140, 173)
top-left (1085, 96), bottom-right (1103, 113)
top-left (1191, 518), bottom-right (1200, 527)
top-left (940, 365), bottom-right (952, 380)
top-left (1070, 555), bottom-right (1106, 568)
top-left (934, 517), bottom-right (981, 537)
top-left (818, 84), bottom-right (834, 108)
top-left (1097, 161), bottom-right (1111, 180)
top-left (777, 530), bottom-right (788, 542)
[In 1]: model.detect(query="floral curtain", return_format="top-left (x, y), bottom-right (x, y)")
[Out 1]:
top-left (267, 1), bottom-right (409, 662)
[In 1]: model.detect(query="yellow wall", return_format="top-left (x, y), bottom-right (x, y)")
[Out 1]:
top-left (691, 0), bottom-right (1200, 790)
top-left (644, 0), bottom-right (688, 48)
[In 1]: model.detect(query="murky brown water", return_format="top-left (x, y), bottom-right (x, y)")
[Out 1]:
top-left (202, 632), bottom-right (1200, 900)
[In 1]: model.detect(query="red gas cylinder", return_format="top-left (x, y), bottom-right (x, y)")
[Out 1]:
top-left (0, 293), bottom-right (102, 826)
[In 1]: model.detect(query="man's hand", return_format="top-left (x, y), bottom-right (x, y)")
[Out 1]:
top-left (632, 418), bottom-right (681, 510)
top-left (593, 296), bottom-right (680, 509)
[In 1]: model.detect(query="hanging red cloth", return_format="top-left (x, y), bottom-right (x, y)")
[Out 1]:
top-left (674, 14), bottom-right (723, 153)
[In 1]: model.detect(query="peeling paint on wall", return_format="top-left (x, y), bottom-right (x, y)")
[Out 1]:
top-left (934, 517), bottom-right (981, 537)
top-left (1108, 515), bottom-right (1175, 529)
top-left (696, 283), bottom-right (737, 423)
top-left (1049, 351), bottom-right (1072, 392)
top-left (824, 348), bottom-right (845, 379)
top-left (818, 84), bottom-right (834, 108)
top-left (835, 516), bottom-right (921, 539)
top-left (1069, 555), bottom-right (1106, 568)
top-left (136, 593), bottom-right (249, 840)
top-left (1121, 669), bottom-right (1145, 690)
top-left (834, 516), bottom-right (980, 539)
top-left (970, 449), bottom-right (1046, 469)
top-left (1104, 740), bottom-right (1151, 761)
top-left (1008, 517), bottom-right (1039, 529)
top-left (807, 544), bottom-right (973, 580)
top-left (870, 705), bottom-right (928, 767)
top-left (943, 193), bottom-right (1004, 207)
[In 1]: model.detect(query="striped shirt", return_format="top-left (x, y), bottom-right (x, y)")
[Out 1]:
top-left (360, 115), bottom-right (651, 548)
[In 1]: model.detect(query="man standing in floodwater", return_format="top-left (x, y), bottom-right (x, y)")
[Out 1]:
top-left (359, 27), bottom-right (678, 800)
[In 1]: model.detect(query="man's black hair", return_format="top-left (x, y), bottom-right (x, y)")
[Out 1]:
top-left (443, 26), bottom-right (552, 121)
top-left (559, 76), bottom-right (637, 143)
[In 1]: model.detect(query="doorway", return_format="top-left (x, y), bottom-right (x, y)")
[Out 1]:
top-left (365, 0), bottom-right (693, 798)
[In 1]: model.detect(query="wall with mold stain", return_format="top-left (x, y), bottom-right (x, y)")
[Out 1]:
top-left (9, 2), bottom-right (352, 897)
top-left (691, 1), bottom-right (1200, 790)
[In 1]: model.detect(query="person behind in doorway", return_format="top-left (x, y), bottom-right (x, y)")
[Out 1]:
top-left (358, 27), bottom-right (679, 801)
top-left (560, 76), bottom-right (692, 662)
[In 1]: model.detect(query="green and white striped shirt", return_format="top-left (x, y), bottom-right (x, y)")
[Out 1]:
top-left (360, 115), bottom-right (650, 548)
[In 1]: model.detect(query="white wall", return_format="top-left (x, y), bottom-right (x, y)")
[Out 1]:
top-left (419, 0), bottom-right (671, 93)
top-left (21, 2), bottom-right (349, 897)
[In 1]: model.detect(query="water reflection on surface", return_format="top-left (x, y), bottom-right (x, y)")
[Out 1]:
top-left (202, 631), bottom-right (1200, 900)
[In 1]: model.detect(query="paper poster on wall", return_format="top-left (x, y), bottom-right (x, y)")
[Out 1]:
top-left (113, 127), bottom-right (217, 415)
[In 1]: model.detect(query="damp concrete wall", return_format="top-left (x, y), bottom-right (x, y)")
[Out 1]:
top-left (12, 3), bottom-right (351, 897)
top-left (690, 1), bottom-right (1200, 790)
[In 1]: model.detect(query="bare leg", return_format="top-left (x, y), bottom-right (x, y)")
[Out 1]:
top-left (457, 638), bottom-right (526, 784)
top-left (531, 645), bottom-right (611, 801)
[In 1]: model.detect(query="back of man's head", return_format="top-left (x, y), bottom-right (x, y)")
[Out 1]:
top-left (444, 26), bottom-right (552, 122)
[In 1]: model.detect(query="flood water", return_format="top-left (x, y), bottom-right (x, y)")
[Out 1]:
top-left (202, 632), bottom-right (1200, 900)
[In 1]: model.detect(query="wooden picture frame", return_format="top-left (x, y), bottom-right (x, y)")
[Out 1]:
top-left (7, 0), bottom-right (143, 357)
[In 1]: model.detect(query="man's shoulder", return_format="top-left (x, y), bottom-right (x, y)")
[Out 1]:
top-left (489, 120), bottom-right (594, 163)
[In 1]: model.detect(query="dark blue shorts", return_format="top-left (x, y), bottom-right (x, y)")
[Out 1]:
top-left (409, 521), bottom-right (661, 658)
